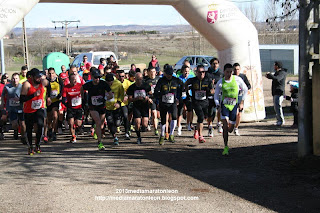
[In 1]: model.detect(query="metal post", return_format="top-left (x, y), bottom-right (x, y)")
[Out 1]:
top-left (0, 39), bottom-right (5, 75)
top-left (22, 18), bottom-right (30, 67)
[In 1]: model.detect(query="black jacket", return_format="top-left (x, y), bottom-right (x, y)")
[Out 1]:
top-left (267, 68), bottom-right (287, 96)
top-left (206, 67), bottom-right (224, 87)
top-left (239, 73), bottom-right (251, 90)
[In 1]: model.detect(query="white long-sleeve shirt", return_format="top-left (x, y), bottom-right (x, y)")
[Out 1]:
top-left (214, 75), bottom-right (248, 106)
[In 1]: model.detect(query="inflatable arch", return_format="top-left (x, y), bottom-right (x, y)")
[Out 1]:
top-left (0, 0), bottom-right (265, 121)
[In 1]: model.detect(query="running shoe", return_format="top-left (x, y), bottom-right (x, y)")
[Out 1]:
top-left (169, 135), bottom-right (175, 143)
top-left (137, 137), bottom-right (142, 144)
top-left (222, 146), bottom-right (229, 155)
top-left (43, 136), bottom-right (48, 143)
top-left (52, 132), bottom-right (57, 141)
top-left (28, 148), bottom-right (34, 156)
top-left (154, 129), bottom-right (159, 136)
top-left (159, 136), bottom-right (165, 145)
top-left (218, 125), bottom-right (223, 133)
top-left (90, 127), bottom-right (95, 137)
top-left (70, 135), bottom-right (77, 143)
top-left (117, 127), bottom-right (121, 133)
top-left (93, 132), bottom-right (98, 140)
top-left (14, 130), bottom-right (18, 140)
top-left (177, 126), bottom-right (182, 136)
top-left (187, 124), bottom-right (193, 131)
top-left (35, 146), bottom-right (41, 154)
top-left (130, 125), bottom-right (135, 132)
top-left (125, 133), bottom-right (130, 140)
top-left (199, 136), bottom-right (206, 143)
top-left (113, 137), bottom-right (119, 145)
top-left (165, 132), bottom-right (169, 140)
top-left (208, 128), bottom-right (214, 137)
top-left (234, 128), bottom-right (240, 136)
top-left (147, 125), bottom-right (151, 131)
top-left (194, 130), bottom-right (199, 139)
top-left (98, 142), bottom-right (105, 151)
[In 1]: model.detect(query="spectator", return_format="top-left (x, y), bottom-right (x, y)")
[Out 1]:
top-left (265, 61), bottom-right (287, 126)
top-left (148, 55), bottom-right (160, 71)
top-left (285, 81), bottom-right (299, 128)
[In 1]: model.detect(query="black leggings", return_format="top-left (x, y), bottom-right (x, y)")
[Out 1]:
top-left (193, 101), bottom-right (209, 123)
top-left (24, 109), bottom-right (45, 148)
top-left (159, 103), bottom-right (177, 125)
top-left (121, 106), bottom-right (129, 133)
top-left (106, 109), bottom-right (121, 136)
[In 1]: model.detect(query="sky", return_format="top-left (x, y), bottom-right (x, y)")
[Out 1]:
top-left (15, 1), bottom-right (266, 28)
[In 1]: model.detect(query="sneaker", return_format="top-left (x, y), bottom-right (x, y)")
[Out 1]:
top-left (130, 125), bottom-right (135, 132)
top-left (58, 128), bottom-right (63, 134)
top-left (70, 135), bottom-right (77, 143)
top-left (28, 148), bottom-right (34, 156)
top-left (52, 132), bottom-right (57, 141)
top-left (117, 127), bottom-right (121, 133)
top-left (275, 121), bottom-right (284, 126)
top-left (21, 137), bottom-right (27, 145)
top-left (177, 126), bottom-right (182, 136)
top-left (194, 130), bottom-right (199, 139)
top-left (147, 125), bottom-right (151, 131)
top-left (125, 133), bottom-right (130, 140)
top-left (165, 132), bottom-right (169, 140)
top-left (218, 125), bottom-right (223, 133)
top-left (208, 128), bottom-right (214, 137)
top-left (222, 146), bottom-right (229, 155)
top-left (98, 142), bottom-right (105, 151)
top-left (169, 135), bottom-right (175, 143)
top-left (137, 137), bottom-right (142, 144)
top-left (63, 120), bottom-right (69, 130)
top-left (43, 136), bottom-right (48, 143)
top-left (187, 124), bottom-right (193, 131)
top-left (35, 146), bottom-right (41, 154)
top-left (113, 137), bottom-right (119, 145)
top-left (93, 132), bottom-right (98, 140)
top-left (199, 136), bottom-right (206, 143)
top-left (154, 129), bottom-right (159, 136)
top-left (14, 130), bottom-right (18, 140)
top-left (159, 136), bottom-right (165, 145)
top-left (234, 128), bottom-right (240, 136)
top-left (90, 128), bottom-right (95, 137)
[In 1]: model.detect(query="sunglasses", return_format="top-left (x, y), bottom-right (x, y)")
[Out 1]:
top-left (199, 71), bottom-right (206, 74)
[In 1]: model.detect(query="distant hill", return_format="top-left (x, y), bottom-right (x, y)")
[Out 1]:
top-left (10, 24), bottom-right (193, 36)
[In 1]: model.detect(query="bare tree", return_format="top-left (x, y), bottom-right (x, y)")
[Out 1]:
top-left (29, 29), bottom-right (51, 59)
top-left (243, 3), bottom-right (259, 23)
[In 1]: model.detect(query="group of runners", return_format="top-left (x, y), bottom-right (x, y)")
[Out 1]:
top-left (0, 56), bottom-right (250, 156)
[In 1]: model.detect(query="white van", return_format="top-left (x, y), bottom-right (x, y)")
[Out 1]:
top-left (70, 51), bottom-right (118, 68)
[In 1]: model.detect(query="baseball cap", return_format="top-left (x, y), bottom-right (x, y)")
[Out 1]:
top-left (105, 73), bottom-right (114, 82)
top-left (29, 68), bottom-right (44, 77)
top-left (164, 66), bottom-right (174, 75)
top-left (91, 69), bottom-right (101, 78)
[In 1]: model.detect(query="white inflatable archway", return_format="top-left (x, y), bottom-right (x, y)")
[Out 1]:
top-left (0, 0), bottom-right (265, 121)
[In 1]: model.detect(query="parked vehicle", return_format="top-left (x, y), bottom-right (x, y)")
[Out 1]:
top-left (70, 51), bottom-right (118, 68)
top-left (173, 55), bottom-right (214, 71)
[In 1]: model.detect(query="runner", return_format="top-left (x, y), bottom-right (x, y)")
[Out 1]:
top-left (0, 73), bottom-right (27, 143)
top-left (127, 72), bottom-right (152, 144)
top-left (214, 63), bottom-right (248, 155)
top-left (177, 64), bottom-right (195, 135)
top-left (144, 66), bottom-right (160, 135)
top-left (47, 67), bottom-right (64, 141)
top-left (20, 68), bottom-right (49, 155)
top-left (154, 66), bottom-right (183, 145)
top-left (186, 65), bottom-right (214, 143)
top-left (62, 73), bottom-right (83, 143)
top-left (81, 69), bottom-right (112, 150)
top-left (233, 63), bottom-right (251, 136)
top-left (104, 73), bottom-right (125, 145)
top-left (19, 65), bottom-right (28, 84)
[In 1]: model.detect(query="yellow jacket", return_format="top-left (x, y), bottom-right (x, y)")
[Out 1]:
top-left (105, 79), bottom-right (125, 110)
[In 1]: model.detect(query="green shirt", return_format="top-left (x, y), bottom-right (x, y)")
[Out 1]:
top-left (222, 75), bottom-right (239, 111)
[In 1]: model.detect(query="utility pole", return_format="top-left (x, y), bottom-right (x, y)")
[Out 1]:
top-left (22, 18), bottom-right (29, 67)
top-left (114, 32), bottom-right (118, 59)
top-left (52, 20), bottom-right (80, 56)
top-left (0, 39), bottom-right (5, 75)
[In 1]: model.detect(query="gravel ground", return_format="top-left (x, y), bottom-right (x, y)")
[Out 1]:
top-left (1, 76), bottom-right (319, 213)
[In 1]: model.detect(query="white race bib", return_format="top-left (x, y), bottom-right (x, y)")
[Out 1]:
top-left (151, 85), bottom-right (156, 94)
top-left (91, 96), bottom-right (103, 106)
top-left (181, 92), bottom-right (187, 98)
top-left (71, 96), bottom-right (82, 107)
top-left (195, 90), bottom-right (206, 100)
top-left (223, 97), bottom-right (237, 106)
top-left (106, 92), bottom-right (115, 102)
top-left (51, 90), bottom-right (58, 98)
top-left (31, 99), bottom-right (42, 109)
top-left (162, 93), bottom-right (174, 104)
top-left (9, 98), bottom-right (20, 107)
top-left (134, 90), bottom-right (146, 98)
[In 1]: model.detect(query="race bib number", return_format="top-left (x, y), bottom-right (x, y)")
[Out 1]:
top-left (223, 97), bottom-right (237, 106)
top-left (134, 90), bottom-right (146, 98)
top-left (151, 85), bottom-right (156, 94)
top-left (162, 93), bottom-right (174, 104)
top-left (195, 90), bottom-right (206, 100)
top-left (182, 92), bottom-right (187, 98)
top-left (9, 98), bottom-right (20, 107)
top-left (31, 99), bottom-right (42, 109)
top-left (71, 96), bottom-right (82, 107)
top-left (91, 96), bottom-right (103, 106)
top-left (51, 90), bottom-right (58, 98)
top-left (106, 92), bottom-right (115, 102)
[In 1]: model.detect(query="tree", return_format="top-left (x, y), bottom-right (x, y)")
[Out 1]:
top-left (29, 29), bottom-right (51, 59)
